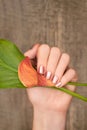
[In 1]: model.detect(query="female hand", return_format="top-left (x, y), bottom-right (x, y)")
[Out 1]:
top-left (24, 44), bottom-right (78, 130)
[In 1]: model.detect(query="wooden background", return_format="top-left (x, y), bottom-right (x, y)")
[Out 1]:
top-left (0, 0), bottom-right (87, 130)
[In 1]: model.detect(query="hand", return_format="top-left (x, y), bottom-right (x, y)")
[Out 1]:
top-left (25, 44), bottom-right (77, 112)
top-left (24, 44), bottom-right (78, 130)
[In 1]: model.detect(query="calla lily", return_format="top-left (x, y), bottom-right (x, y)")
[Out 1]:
top-left (18, 56), bottom-right (55, 87)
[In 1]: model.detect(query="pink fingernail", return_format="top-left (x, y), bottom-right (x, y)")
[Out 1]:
top-left (39, 65), bottom-right (44, 74)
top-left (52, 75), bottom-right (58, 84)
top-left (46, 71), bottom-right (51, 79)
top-left (55, 82), bottom-right (62, 88)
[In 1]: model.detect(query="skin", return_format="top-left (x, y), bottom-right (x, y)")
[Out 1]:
top-left (24, 44), bottom-right (78, 130)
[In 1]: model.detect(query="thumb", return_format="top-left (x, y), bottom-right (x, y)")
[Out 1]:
top-left (24, 43), bottom-right (40, 59)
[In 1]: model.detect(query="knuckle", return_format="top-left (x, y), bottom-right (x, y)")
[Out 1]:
top-left (70, 68), bottom-right (76, 75)
top-left (39, 44), bottom-right (50, 51)
top-left (70, 68), bottom-right (78, 81)
top-left (51, 47), bottom-right (61, 55)
top-left (62, 53), bottom-right (70, 61)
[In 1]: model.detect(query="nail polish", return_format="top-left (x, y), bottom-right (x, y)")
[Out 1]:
top-left (46, 71), bottom-right (51, 79)
top-left (55, 82), bottom-right (62, 88)
top-left (52, 75), bottom-right (58, 84)
top-left (39, 65), bottom-right (44, 74)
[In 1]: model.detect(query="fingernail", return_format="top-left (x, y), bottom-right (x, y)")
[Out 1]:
top-left (52, 75), bottom-right (58, 84)
top-left (55, 82), bottom-right (62, 88)
top-left (46, 71), bottom-right (51, 79)
top-left (39, 65), bottom-right (44, 74)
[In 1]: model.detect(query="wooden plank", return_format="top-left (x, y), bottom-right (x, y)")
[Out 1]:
top-left (0, 0), bottom-right (87, 130)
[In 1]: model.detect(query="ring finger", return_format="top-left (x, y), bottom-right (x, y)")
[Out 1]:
top-left (52, 53), bottom-right (70, 84)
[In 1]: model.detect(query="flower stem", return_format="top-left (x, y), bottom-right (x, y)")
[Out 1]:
top-left (67, 82), bottom-right (87, 86)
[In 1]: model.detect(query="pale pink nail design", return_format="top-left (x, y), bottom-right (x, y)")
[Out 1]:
top-left (55, 82), bottom-right (62, 88)
top-left (52, 75), bottom-right (58, 84)
top-left (46, 71), bottom-right (51, 79)
top-left (39, 65), bottom-right (44, 74)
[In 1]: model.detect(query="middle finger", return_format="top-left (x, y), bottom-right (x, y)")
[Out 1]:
top-left (46, 47), bottom-right (61, 79)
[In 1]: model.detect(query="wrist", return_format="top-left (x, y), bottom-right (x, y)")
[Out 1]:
top-left (32, 106), bottom-right (67, 130)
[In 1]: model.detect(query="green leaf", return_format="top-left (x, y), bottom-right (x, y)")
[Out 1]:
top-left (0, 39), bottom-right (25, 88)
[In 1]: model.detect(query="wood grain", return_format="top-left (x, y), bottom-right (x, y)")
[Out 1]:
top-left (0, 0), bottom-right (87, 130)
